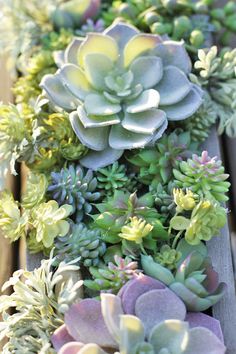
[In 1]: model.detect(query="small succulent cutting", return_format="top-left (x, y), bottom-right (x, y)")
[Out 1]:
top-left (40, 21), bottom-right (203, 169)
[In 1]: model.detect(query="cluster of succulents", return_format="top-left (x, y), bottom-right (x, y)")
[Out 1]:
top-left (0, 0), bottom-right (234, 352)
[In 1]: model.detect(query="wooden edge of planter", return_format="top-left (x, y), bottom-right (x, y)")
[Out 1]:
top-left (202, 127), bottom-right (236, 354)
top-left (26, 126), bottom-right (236, 353)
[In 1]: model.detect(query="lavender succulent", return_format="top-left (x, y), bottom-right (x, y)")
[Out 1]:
top-left (142, 240), bottom-right (226, 311)
top-left (48, 164), bottom-right (100, 222)
top-left (52, 275), bottom-right (225, 354)
top-left (173, 151), bottom-right (230, 202)
top-left (40, 22), bottom-right (203, 169)
top-left (55, 223), bottom-right (106, 267)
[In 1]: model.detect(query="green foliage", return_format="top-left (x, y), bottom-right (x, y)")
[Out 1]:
top-left (22, 171), bottom-right (48, 209)
top-left (84, 255), bottom-right (141, 293)
top-left (150, 181), bottom-right (176, 219)
top-left (0, 255), bottom-right (83, 353)
top-left (119, 216), bottom-right (153, 244)
top-left (154, 245), bottom-right (181, 271)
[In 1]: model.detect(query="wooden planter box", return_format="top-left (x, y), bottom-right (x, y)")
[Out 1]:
top-left (26, 126), bottom-right (236, 353)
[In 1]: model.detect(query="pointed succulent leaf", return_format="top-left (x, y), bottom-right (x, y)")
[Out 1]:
top-left (135, 288), bottom-right (186, 336)
top-left (141, 255), bottom-right (175, 286)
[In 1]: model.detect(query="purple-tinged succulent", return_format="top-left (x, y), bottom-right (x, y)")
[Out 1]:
top-left (141, 240), bottom-right (226, 311)
top-left (40, 22), bottom-right (203, 169)
top-left (52, 274), bottom-right (225, 353)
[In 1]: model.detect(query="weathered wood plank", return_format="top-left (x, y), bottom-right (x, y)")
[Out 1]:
top-left (203, 128), bottom-right (236, 354)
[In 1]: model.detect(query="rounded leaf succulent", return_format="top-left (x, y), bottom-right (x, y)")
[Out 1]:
top-left (40, 22), bottom-right (203, 169)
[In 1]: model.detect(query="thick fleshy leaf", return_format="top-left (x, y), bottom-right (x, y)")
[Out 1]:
top-left (162, 88), bottom-right (203, 121)
top-left (79, 344), bottom-right (108, 354)
top-left (51, 324), bottom-right (74, 351)
top-left (101, 294), bottom-right (124, 343)
top-left (53, 50), bottom-right (65, 68)
top-left (119, 315), bottom-right (145, 353)
top-left (176, 239), bottom-right (207, 266)
top-left (40, 74), bottom-right (79, 111)
top-left (84, 93), bottom-right (121, 116)
top-left (149, 320), bottom-right (189, 352)
top-left (80, 147), bottom-right (124, 170)
top-left (69, 111), bottom-right (109, 150)
top-left (130, 56), bottom-right (163, 89)
top-left (126, 89), bottom-right (160, 114)
top-left (204, 263), bottom-right (219, 293)
top-left (58, 342), bottom-right (84, 354)
top-left (175, 252), bottom-right (204, 282)
top-left (84, 53), bottom-right (113, 90)
top-left (65, 38), bottom-right (83, 65)
top-left (59, 64), bottom-right (91, 100)
top-left (135, 288), bottom-right (186, 336)
top-left (186, 313), bottom-right (224, 342)
top-left (78, 33), bottom-right (119, 68)
top-left (141, 254), bottom-right (175, 286)
top-left (153, 40), bottom-right (192, 74)
top-left (104, 22), bottom-right (139, 51)
top-left (185, 327), bottom-right (226, 354)
top-left (78, 105), bottom-right (120, 128)
top-left (64, 300), bottom-right (116, 348)
top-left (122, 109), bottom-right (166, 134)
top-left (124, 33), bottom-right (162, 68)
top-left (119, 274), bottom-right (165, 314)
top-left (109, 124), bottom-right (153, 150)
top-left (150, 118), bottom-right (168, 143)
top-left (156, 66), bottom-right (191, 105)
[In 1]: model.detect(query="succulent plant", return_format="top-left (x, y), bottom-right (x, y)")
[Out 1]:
top-left (0, 255), bottom-right (83, 353)
top-left (179, 92), bottom-right (217, 142)
top-left (142, 240), bottom-right (226, 311)
top-left (40, 22), bottom-right (203, 169)
top-left (55, 223), bottom-right (106, 267)
top-left (173, 151), bottom-right (230, 202)
top-left (30, 200), bottom-right (73, 248)
top-left (22, 171), bottom-right (48, 209)
top-left (76, 18), bottom-right (105, 36)
top-left (150, 181), bottom-right (176, 218)
top-left (119, 216), bottom-right (153, 245)
top-left (173, 188), bottom-right (197, 213)
top-left (154, 245), bottom-right (182, 271)
top-left (127, 129), bottom-right (198, 186)
top-left (52, 274), bottom-right (225, 353)
top-left (84, 255), bottom-right (141, 294)
top-left (96, 161), bottom-right (129, 196)
top-left (0, 191), bottom-right (28, 242)
top-left (48, 164), bottom-right (100, 222)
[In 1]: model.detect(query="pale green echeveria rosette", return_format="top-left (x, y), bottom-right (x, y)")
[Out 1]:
top-left (40, 22), bottom-right (203, 169)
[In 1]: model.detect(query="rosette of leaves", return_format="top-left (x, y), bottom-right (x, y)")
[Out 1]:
top-left (40, 22), bottom-right (203, 169)
top-left (29, 200), bottom-right (73, 248)
top-left (0, 104), bottom-right (32, 189)
top-left (0, 255), bottom-right (83, 353)
top-left (96, 161), bottom-right (129, 196)
top-left (150, 181), bottom-right (177, 218)
top-left (173, 150), bottom-right (230, 202)
top-left (22, 172), bottom-right (48, 209)
top-left (0, 191), bottom-right (28, 242)
top-left (191, 46), bottom-right (236, 137)
top-left (55, 223), bottom-right (106, 267)
top-left (52, 275), bottom-right (225, 353)
top-left (142, 240), bottom-right (226, 311)
top-left (127, 129), bottom-right (198, 186)
top-left (154, 245), bottom-right (181, 271)
top-left (48, 164), bottom-right (100, 222)
top-left (84, 255), bottom-right (141, 294)
top-left (178, 92), bottom-right (217, 142)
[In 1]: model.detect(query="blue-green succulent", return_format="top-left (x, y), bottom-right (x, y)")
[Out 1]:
top-left (40, 22), bottom-right (203, 169)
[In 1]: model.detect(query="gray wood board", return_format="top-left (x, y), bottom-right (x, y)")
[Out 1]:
top-left (202, 127), bottom-right (236, 354)
top-left (27, 127), bottom-right (236, 353)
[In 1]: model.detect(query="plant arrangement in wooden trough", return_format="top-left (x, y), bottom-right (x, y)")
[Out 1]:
top-left (0, 0), bottom-right (235, 353)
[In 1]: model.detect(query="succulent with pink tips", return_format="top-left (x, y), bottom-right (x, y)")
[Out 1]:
top-left (52, 274), bottom-right (225, 354)
top-left (40, 22), bottom-right (203, 169)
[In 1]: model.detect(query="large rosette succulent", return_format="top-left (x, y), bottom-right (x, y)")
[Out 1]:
top-left (40, 22), bottom-right (203, 169)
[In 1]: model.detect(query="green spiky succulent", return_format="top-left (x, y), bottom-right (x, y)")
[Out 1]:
top-left (119, 216), bottom-right (153, 244)
top-left (150, 181), bottom-right (176, 218)
top-left (29, 200), bottom-right (73, 248)
top-left (40, 22), bottom-right (202, 169)
top-left (0, 255), bottom-right (83, 353)
top-left (173, 151), bottom-right (230, 202)
top-left (22, 172), bottom-right (48, 209)
top-left (84, 255), bottom-right (141, 294)
top-left (179, 92), bottom-right (217, 142)
top-left (0, 191), bottom-right (28, 242)
top-left (55, 223), bottom-right (106, 267)
top-left (154, 245), bottom-right (181, 271)
top-left (128, 129), bottom-right (198, 187)
top-left (142, 240), bottom-right (226, 311)
top-left (48, 164), bottom-right (100, 222)
top-left (96, 161), bottom-right (129, 196)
